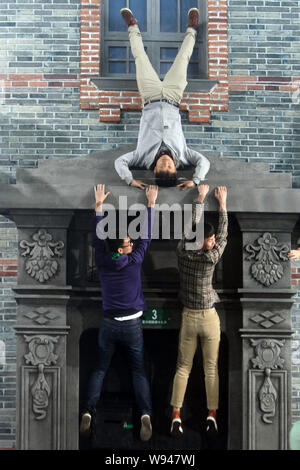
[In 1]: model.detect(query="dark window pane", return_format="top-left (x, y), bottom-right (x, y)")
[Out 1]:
top-left (130, 0), bottom-right (147, 31)
top-left (109, 47), bottom-right (126, 59)
top-left (160, 62), bottom-right (173, 75)
top-left (187, 62), bottom-right (198, 76)
top-left (129, 61), bottom-right (136, 74)
top-left (191, 47), bottom-right (198, 61)
top-left (109, 0), bottom-right (127, 32)
top-left (161, 0), bottom-right (178, 32)
top-left (160, 48), bottom-right (178, 60)
top-left (109, 61), bottom-right (126, 74)
top-left (180, 0), bottom-right (198, 32)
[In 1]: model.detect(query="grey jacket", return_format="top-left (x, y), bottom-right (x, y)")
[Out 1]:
top-left (114, 102), bottom-right (210, 185)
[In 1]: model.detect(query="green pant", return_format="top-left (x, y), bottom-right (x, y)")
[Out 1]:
top-left (171, 307), bottom-right (221, 410)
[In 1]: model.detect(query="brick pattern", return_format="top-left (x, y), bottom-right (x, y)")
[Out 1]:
top-left (0, 74), bottom-right (80, 88)
top-left (80, 0), bottom-right (101, 110)
top-left (0, 216), bottom-right (17, 449)
top-left (291, 261), bottom-right (300, 424)
top-left (292, 266), bottom-right (300, 287)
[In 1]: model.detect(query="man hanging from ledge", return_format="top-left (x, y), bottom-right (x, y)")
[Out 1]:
top-left (170, 185), bottom-right (228, 440)
top-left (114, 7), bottom-right (210, 190)
top-left (80, 183), bottom-right (158, 443)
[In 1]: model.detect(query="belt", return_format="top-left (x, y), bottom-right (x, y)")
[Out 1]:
top-left (144, 98), bottom-right (180, 108)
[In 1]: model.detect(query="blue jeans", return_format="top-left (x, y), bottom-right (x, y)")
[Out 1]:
top-left (84, 316), bottom-right (152, 417)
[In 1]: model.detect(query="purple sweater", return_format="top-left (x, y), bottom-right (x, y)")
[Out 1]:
top-left (93, 207), bottom-right (154, 317)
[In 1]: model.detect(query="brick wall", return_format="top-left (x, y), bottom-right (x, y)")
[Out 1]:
top-left (292, 261), bottom-right (300, 424)
top-left (0, 0), bottom-right (300, 447)
top-left (0, 216), bottom-right (17, 448)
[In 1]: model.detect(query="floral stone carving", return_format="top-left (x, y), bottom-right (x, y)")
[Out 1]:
top-left (24, 335), bottom-right (59, 420)
top-left (244, 232), bottom-right (289, 287)
top-left (250, 338), bottom-right (285, 424)
top-left (20, 229), bottom-right (64, 283)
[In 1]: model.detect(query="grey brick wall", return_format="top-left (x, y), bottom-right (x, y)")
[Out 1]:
top-left (0, 216), bottom-right (17, 448)
top-left (0, 0), bottom-right (299, 447)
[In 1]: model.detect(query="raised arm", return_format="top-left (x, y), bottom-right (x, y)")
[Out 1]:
top-left (182, 184), bottom-right (209, 248)
top-left (114, 151), bottom-right (147, 189)
top-left (93, 184), bottom-right (111, 256)
top-left (129, 185), bottom-right (158, 263)
top-left (204, 186), bottom-right (228, 264)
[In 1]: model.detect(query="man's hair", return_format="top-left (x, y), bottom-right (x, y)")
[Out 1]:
top-left (155, 170), bottom-right (178, 187)
top-left (204, 222), bottom-right (215, 239)
top-left (187, 221), bottom-right (215, 244)
top-left (106, 237), bottom-right (126, 252)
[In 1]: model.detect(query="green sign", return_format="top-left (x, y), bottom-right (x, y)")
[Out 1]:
top-left (142, 308), bottom-right (171, 326)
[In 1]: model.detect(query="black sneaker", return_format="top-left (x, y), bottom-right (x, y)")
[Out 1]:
top-left (80, 411), bottom-right (92, 438)
top-left (170, 418), bottom-right (183, 438)
top-left (206, 416), bottom-right (218, 439)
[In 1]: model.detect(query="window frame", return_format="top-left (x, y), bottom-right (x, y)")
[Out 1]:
top-left (100, 0), bottom-right (207, 79)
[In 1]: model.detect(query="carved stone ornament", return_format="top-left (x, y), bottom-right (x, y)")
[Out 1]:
top-left (244, 232), bottom-right (289, 287)
top-left (250, 338), bottom-right (285, 424)
top-left (24, 335), bottom-right (59, 420)
top-left (250, 311), bottom-right (285, 329)
top-left (20, 229), bottom-right (64, 283)
top-left (24, 307), bottom-right (59, 325)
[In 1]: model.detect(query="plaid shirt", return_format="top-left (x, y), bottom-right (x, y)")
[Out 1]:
top-left (177, 202), bottom-right (228, 309)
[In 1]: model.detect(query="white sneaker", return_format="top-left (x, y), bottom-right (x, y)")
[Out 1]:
top-left (170, 418), bottom-right (183, 437)
top-left (80, 412), bottom-right (92, 438)
top-left (140, 414), bottom-right (152, 441)
top-left (206, 416), bottom-right (218, 438)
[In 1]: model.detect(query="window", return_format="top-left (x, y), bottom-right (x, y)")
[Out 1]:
top-left (101, 0), bottom-right (207, 79)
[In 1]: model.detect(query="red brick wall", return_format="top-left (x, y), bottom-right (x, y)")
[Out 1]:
top-left (292, 266), bottom-right (300, 287)
top-left (0, 260), bottom-right (18, 278)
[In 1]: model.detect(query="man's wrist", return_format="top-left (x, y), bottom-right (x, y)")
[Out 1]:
top-left (95, 201), bottom-right (103, 211)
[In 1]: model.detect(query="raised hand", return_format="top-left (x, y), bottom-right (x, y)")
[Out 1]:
top-left (146, 185), bottom-right (158, 207)
top-left (288, 249), bottom-right (300, 261)
top-left (94, 184), bottom-right (110, 211)
top-left (214, 186), bottom-right (227, 211)
top-left (197, 184), bottom-right (209, 203)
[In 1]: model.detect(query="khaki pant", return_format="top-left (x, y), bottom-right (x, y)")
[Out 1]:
top-left (128, 24), bottom-right (197, 104)
top-left (170, 307), bottom-right (221, 411)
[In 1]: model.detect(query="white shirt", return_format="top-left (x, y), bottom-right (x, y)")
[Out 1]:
top-left (114, 101), bottom-right (210, 185)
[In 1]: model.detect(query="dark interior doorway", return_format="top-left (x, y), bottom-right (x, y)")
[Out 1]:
top-left (79, 327), bottom-right (228, 450)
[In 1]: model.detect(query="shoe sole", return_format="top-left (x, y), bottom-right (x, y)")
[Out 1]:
top-left (206, 418), bottom-right (218, 439)
top-left (170, 421), bottom-right (183, 438)
top-left (140, 417), bottom-right (152, 442)
top-left (120, 8), bottom-right (133, 13)
top-left (80, 414), bottom-right (91, 437)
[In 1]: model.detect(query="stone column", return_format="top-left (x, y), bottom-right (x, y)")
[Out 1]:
top-left (10, 210), bottom-right (73, 450)
top-left (236, 214), bottom-right (298, 450)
